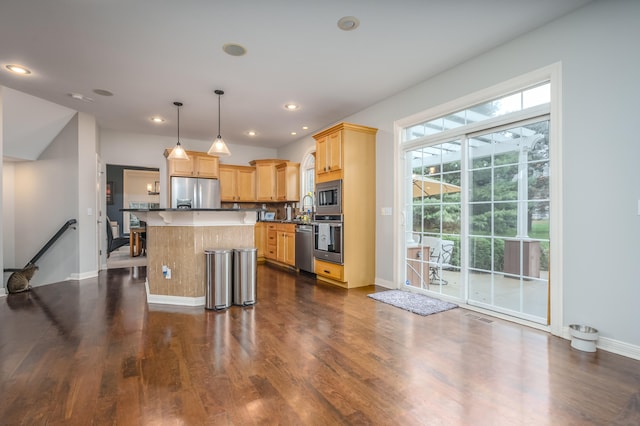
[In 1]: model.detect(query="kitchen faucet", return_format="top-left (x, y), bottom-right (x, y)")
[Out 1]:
top-left (301, 193), bottom-right (314, 222)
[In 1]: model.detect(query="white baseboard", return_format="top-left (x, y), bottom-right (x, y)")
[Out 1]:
top-left (69, 270), bottom-right (99, 280)
top-left (561, 326), bottom-right (640, 360)
top-left (144, 279), bottom-right (205, 307)
top-left (374, 277), bottom-right (394, 289)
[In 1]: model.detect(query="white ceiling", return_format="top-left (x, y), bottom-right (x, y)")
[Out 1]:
top-left (0, 0), bottom-right (591, 153)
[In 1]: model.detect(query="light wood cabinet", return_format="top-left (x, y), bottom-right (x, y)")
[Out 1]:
top-left (263, 222), bottom-right (295, 266)
top-left (314, 259), bottom-right (344, 283)
top-left (316, 131), bottom-right (343, 182)
top-left (276, 162), bottom-right (300, 201)
top-left (255, 222), bottom-right (267, 262)
top-left (220, 165), bottom-right (256, 202)
top-left (313, 122), bottom-right (378, 288)
top-left (251, 159), bottom-right (300, 202)
top-left (193, 155), bottom-right (219, 178)
top-left (276, 223), bottom-right (296, 266)
top-left (165, 149), bottom-right (219, 178)
top-left (251, 159), bottom-right (279, 201)
top-left (266, 223), bottom-right (277, 260)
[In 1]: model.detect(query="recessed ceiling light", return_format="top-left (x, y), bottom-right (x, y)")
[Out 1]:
top-left (284, 103), bottom-right (299, 111)
top-left (337, 16), bottom-right (360, 31)
top-left (290, 132), bottom-right (297, 136)
top-left (151, 117), bottom-right (165, 123)
top-left (302, 126), bottom-right (309, 130)
top-left (247, 131), bottom-right (257, 136)
top-left (93, 89), bottom-right (114, 96)
top-left (223, 43), bottom-right (247, 56)
top-left (5, 64), bottom-right (31, 75)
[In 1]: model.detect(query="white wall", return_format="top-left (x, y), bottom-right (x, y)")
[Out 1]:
top-left (77, 113), bottom-right (99, 278)
top-left (13, 115), bottom-right (80, 286)
top-left (99, 130), bottom-right (278, 207)
top-left (2, 163), bottom-right (15, 270)
top-left (280, 0), bottom-right (640, 349)
top-left (0, 87), bottom-right (4, 295)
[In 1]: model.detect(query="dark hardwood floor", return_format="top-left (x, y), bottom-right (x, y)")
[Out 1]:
top-left (1, 264), bottom-right (639, 425)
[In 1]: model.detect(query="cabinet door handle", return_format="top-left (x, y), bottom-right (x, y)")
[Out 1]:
top-left (324, 270), bottom-right (331, 274)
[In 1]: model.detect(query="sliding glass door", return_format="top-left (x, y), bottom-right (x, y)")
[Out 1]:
top-left (401, 80), bottom-right (552, 324)
top-left (467, 119), bottom-right (550, 323)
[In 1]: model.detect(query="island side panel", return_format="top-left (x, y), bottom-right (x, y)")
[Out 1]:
top-left (147, 225), bottom-right (255, 298)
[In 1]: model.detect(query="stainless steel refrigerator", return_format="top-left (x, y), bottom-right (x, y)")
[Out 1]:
top-left (171, 177), bottom-right (221, 209)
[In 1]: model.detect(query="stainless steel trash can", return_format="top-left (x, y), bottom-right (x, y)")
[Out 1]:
top-left (233, 248), bottom-right (257, 306)
top-left (204, 249), bottom-right (232, 310)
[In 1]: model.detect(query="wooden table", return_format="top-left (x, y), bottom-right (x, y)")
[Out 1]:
top-left (129, 227), bottom-right (145, 257)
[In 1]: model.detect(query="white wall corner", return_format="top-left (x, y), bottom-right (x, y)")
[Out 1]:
top-left (374, 277), bottom-right (395, 289)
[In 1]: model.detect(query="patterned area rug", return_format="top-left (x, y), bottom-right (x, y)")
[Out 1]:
top-left (368, 290), bottom-right (458, 316)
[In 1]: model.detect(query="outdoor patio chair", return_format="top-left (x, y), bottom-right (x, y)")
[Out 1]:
top-left (423, 236), bottom-right (454, 285)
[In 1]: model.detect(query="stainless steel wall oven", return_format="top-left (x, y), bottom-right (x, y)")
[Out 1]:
top-left (313, 214), bottom-right (343, 264)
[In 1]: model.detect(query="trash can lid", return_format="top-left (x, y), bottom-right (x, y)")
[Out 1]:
top-left (234, 247), bottom-right (257, 252)
top-left (204, 248), bottom-right (233, 254)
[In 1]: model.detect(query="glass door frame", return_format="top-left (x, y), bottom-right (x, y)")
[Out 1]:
top-left (393, 63), bottom-right (563, 335)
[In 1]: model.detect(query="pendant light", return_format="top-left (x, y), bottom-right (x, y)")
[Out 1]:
top-left (167, 101), bottom-right (189, 160)
top-left (207, 89), bottom-right (231, 157)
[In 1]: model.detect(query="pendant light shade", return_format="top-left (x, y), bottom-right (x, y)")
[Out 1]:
top-left (167, 101), bottom-right (189, 160)
top-left (207, 90), bottom-right (231, 157)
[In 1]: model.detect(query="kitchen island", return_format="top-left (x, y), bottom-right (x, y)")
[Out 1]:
top-left (122, 208), bottom-right (259, 306)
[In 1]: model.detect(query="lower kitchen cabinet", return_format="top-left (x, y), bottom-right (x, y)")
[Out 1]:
top-left (263, 223), bottom-right (295, 267)
top-left (276, 224), bottom-right (296, 266)
top-left (315, 259), bottom-right (344, 284)
top-left (266, 223), bottom-right (277, 260)
top-left (255, 222), bottom-right (267, 262)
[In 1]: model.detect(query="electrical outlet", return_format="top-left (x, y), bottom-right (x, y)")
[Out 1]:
top-left (165, 268), bottom-right (171, 279)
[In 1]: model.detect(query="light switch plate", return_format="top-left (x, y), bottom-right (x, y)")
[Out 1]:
top-left (381, 207), bottom-right (392, 216)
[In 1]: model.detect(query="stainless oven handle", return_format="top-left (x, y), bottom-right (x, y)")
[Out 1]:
top-left (312, 222), bottom-right (342, 227)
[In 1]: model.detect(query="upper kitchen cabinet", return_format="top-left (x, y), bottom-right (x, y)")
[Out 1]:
top-left (276, 162), bottom-right (300, 202)
top-left (315, 130), bottom-right (343, 182)
top-left (164, 150), bottom-right (219, 178)
top-left (219, 164), bottom-right (256, 202)
top-left (250, 159), bottom-right (279, 201)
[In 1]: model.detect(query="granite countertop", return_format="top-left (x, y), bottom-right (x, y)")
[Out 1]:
top-left (121, 208), bottom-right (262, 212)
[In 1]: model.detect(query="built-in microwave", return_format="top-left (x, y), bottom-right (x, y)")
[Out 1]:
top-left (316, 179), bottom-right (342, 215)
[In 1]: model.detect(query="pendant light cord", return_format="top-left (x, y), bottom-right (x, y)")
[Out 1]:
top-left (217, 92), bottom-right (221, 139)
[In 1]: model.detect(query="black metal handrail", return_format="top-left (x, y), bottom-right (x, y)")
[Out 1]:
top-left (3, 218), bottom-right (77, 272)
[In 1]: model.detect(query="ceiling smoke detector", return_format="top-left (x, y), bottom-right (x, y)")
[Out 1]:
top-left (337, 16), bottom-right (360, 31)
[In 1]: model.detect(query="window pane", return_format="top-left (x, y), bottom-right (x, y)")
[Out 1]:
top-left (528, 163), bottom-right (549, 200)
top-left (494, 202), bottom-right (517, 238)
top-left (494, 165), bottom-right (518, 201)
top-left (523, 83), bottom-right (550, 108)
top-left (529, 201), bottom-right (550, 239)
top-left (470, 168), bottom-right (492, 202)
top-left (443, 204), bottom-right (461, 234)
top-left (469, 236), bottom-right (492, 271)
top-left (469, 203), bottom-right (492, 236)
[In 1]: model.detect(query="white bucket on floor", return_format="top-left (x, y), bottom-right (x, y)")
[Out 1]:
top-left (569, 324), bottom-right (599, 352)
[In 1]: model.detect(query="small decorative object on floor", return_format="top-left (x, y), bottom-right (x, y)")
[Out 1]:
top-left (368, 290), bottom-right (457, 316)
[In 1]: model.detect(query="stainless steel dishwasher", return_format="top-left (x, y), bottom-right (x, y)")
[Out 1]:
top-left (295, 224), bottom-right (315, 273)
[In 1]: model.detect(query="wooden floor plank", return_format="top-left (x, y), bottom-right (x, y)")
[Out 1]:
top-left (0, 264), bottom-right (639, 425)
